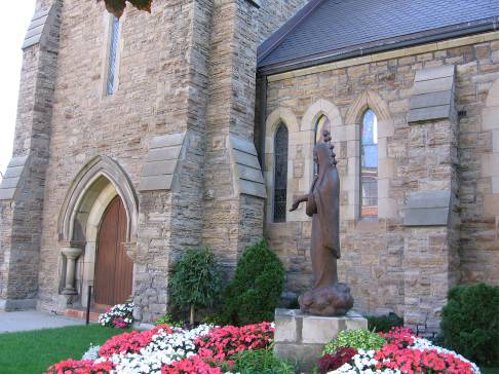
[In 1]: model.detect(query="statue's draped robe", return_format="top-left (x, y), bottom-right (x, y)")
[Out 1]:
top-left (306, 162), bottom-right (340, 288)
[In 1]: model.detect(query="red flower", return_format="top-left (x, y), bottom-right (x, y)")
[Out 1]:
top-left (98, 325), bottom-right (174, 357)
top-left (317, 347), bottom-right (358, 373)
top-left (161, 355), bottom-right (221, 374)
top-left (373, 341), bottom-right (476, 374)
top-left (195, 322), bottom-right (274, 362)
top-left (46, 359), bottom-right (114, 374)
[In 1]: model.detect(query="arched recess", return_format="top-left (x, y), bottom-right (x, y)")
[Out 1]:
top-left (345, 90), bottom-right (391, 125)
top-left (57, 156), bottom-right (138, 305)
top-left (344, 90), bottom-right (394, 220)
top-left (58, 155), bottom-right (138, 244)
top-left (301, 99), bottom-right (343, 197)
top-left (301, 98), bottom-right (342, 134)
top-left (264, 108), bottom-right (299, 222)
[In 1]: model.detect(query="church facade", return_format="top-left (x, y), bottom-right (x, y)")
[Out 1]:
top-left (0, 0), bottom-right (498, 333)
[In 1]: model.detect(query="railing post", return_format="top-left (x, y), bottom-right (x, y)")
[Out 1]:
top-left (86, 285), bottom-right (92, 325)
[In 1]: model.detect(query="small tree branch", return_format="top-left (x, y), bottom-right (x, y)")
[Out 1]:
top-left (97, 0), bottom-right (152, 18)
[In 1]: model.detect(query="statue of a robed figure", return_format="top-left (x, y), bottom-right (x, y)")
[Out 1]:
top-left (290, 130), bottom-right (353, 316)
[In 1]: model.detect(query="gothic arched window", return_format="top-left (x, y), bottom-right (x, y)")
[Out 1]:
top-left (273, 123), bottom-right (288, 222)
top-left (106, 16), bottom-right (120, 96)
top-left (360, 109), bottom-right (378, 217)
top-left (315, 115), bottom-right (331, 144)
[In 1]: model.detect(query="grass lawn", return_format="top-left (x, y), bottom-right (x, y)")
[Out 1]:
top-left (481, 366), bottom-right (500, 374)
top-left (0, 324), bottom-right (129, 374)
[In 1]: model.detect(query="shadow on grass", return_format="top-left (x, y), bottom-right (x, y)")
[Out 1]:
top-left (0, 324), bottom-right (129, 374)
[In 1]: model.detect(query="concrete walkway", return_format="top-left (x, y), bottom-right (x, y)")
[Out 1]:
top-left (0, 310), bottom-right (85, 333)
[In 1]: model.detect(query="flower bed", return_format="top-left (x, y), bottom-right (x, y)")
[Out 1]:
top-left (98, 302), bottom-right (135, 328)
top-left (47, 322), bottom-right (274, 374)
top-left (48, 323), bottom-right (480, 374)
top-left (325, 327), bottom-right (480, 374)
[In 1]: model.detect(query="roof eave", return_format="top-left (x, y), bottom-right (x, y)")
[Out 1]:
top-left (257, 17), bottom-right (499, 77)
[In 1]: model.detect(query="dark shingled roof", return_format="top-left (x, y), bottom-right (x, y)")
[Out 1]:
top-left (258, 0), bottom-right (499, 75)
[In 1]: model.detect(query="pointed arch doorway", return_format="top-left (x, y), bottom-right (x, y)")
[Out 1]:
top-left (94, 195), bottom-right (133, 305)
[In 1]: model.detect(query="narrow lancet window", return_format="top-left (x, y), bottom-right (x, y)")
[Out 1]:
top-left (360, 109), bottom-right (378, 217)
top-left (315, 115), bottom-right (331, 144)
top-left (106, 16), bottom-right (120, 96)
top-left (274, 123), bottom-right (289, 222)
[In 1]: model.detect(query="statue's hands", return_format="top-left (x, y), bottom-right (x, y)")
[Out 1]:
top-left (289, 200), bottom-right (300, 212)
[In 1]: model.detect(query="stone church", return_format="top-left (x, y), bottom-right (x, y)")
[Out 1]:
top-left (0, 0), bottom-right (498, 332)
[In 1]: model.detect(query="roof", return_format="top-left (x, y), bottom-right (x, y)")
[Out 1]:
top-left (257, 0), bottom-right (499, 75)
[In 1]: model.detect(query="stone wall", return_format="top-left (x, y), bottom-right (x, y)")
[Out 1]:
top-left (201, 0), bottom-right (309, 269)
top-left (0, 0), bottom-right (61, 310)
top-left (263, 32), bottom-right (498, 333)
top-left (35, 0), bottom-right (202, 313)
top-left (0, 0), bottom-right (310, 318)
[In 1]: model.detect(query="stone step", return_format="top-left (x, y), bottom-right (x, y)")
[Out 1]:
top-left (64, 305), bottom-right (111, 322)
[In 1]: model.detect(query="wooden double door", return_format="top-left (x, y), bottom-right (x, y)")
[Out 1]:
top-left (94, 195), bottom-right (133, 305)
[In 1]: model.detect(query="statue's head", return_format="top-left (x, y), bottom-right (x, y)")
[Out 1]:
top-left (313, 130), bottom-right (337, 167)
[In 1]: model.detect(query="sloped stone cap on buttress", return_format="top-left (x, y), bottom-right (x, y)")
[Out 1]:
top-left (139, 132), bottom-right (186, 192)
top-left (0, 156), bottom-right (30, 201)
top-left (229, 135), bottom-right (267, 199)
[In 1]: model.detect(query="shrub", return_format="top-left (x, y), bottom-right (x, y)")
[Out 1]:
top-left (154, 313), bottom-right (184, 328)
top-left (222, 240), bottom-right (285, 325)
top-left (169, 246), bottom-right (223, 325)
top-left (366, 312), bottom-right (404, 333)
top-left (231, 349), bottom-right (296, 374)
top-left (323, 329), bottom-right (386, 354)
top-left (440, 283), bottom-right (499, 367)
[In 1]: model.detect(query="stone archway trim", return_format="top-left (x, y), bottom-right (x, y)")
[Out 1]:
top-left (58, 155), bottom-right (138, 243)
top-left (301, 98), bottom-right (343, 133)
top-left (345, 90), bottom-right (392, 126)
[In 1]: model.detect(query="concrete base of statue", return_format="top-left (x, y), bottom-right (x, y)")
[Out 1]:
top-left (273, 308), bottom-right (368, 372)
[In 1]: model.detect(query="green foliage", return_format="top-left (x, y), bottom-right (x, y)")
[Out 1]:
top-left (201, 313), bottom-right (226, 326)
top-left (230, 349), bottom-right (296, 374)
top-left (323, 329), bottom-right (386, 355)
top-left (366, 312), bottom-right (404, 333)
top-left (154, 314), bottom-right (183, 328)
top-left (222, 240), bottom-right (285, 325)
top-left (441, 283), bottom-right (499, 367)
top-left (99, 0), bottom-right (152, 18)
top-left (169, 246), bottom-right (223, 320)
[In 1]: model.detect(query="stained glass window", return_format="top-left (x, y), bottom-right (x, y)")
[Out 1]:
top-left (274, 124), bottom-right (288, 222)
top-left (360, 109), bottom-right (378, 217)
top-left (106, 16), bottom-right (120, 96)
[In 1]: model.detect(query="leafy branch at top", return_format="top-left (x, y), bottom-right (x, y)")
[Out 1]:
top-left (97, 0), bottom-right (153, 18)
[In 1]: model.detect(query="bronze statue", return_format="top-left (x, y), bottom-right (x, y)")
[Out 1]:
top-left (290, 130), bottom-right (353, 316)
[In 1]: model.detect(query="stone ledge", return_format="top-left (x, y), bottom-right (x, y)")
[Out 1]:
top-left (274, 308), bottom-right (367, 371)
top-left (0, 298), bottom-right (37, 311)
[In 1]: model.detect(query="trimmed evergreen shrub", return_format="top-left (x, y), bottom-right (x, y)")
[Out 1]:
top-left (222, 240), bottom-right (285, 325)
top-left (441, 283), bottom-right (499, 367)
top-left (366, 312), bottom-right (404, 333)
top-left (168, 246), bottom-right (223, 325)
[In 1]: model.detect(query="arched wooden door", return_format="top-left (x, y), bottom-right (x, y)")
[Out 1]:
top-left (94, 195), bottom-right (133, 305)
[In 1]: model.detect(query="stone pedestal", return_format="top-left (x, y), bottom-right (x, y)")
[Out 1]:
top-left (274, 308), bottom-right (367, 372)
top-left (61, 247), bottom-right (83, 295)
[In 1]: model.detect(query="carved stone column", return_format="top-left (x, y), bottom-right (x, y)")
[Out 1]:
top-left (61, 247), bottom-right (83, 295)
